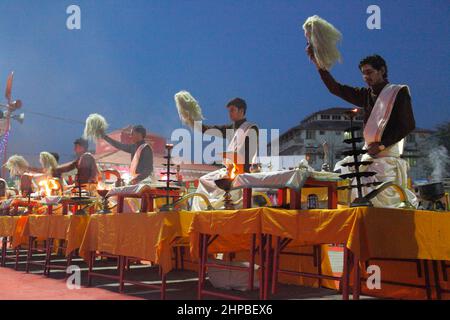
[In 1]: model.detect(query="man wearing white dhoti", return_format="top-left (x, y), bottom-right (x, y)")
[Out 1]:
top-left (307, 52), bottom-right (418, 208)
top-left (192, 98), bottom-right (259, 210)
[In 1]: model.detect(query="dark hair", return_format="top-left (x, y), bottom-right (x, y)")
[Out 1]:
top-left (359, 54), bottom-right (388, 80)
top-left (50, 152), bottom-right (60, 162)
top-left (226, 97), bottom-right (247, 115)
top-left (132, 125), bottom-right (146, 138)
top-left (74, 138), bottom-right (89, 150)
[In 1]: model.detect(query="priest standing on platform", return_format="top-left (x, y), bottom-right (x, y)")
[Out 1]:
top-left (101, 125), bottom-right (153, 185)
top-left (306, 48), bottom-right (418, 207)
top-left (192, 97), bottom-right (259, 210)
top-left (55, 138), bottom-right (99, 184)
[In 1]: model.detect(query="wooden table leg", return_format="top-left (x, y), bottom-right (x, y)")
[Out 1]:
top-left (148, 195), bottom-right (154, 212)
top-left (197, 234), bottom-right (203, 300)
top-left (15, 245), bottom-right (20, 270)
top-left (160, 267), bottom-right (167, 300)
top-left (243, 188), bottom-right (252, 208)
top-left (25, 236), bottom-right (34, 273)
top-left (63, 203), bottom-right (68, 215)
top-left (249, 234), bottom-right (256, 291)
top-left (44, 238), bottom-right (53, 276)
top-left (328, 185), bottom-right (338, 209)
top-left (263, 235), bottom-right (272, 300)
top-left (317, 245), bottom-right (322, 288)
top-left (271, 236), bottom-right (280, 295)
top-left (140, 196), bottom-right (147, 213)
top-left (277, 189), bottom-right (287, 207)
top-left (119, 256), bottom-right (125, 293)
top-left (87, 251), bottom-right (94, 287)
top-left (118, 196), bottom-right (124, 213)
top-left (259, 234), bottom-right (266, 300)
top-left (289, 189), bottom-right (301, 209)
top-left (1, 237), bottom-right (7, 267)
top-left (353, 252), bottom-right (360, 300)
top-left (423, 260), bottom-right (432, 300)
top-left (197, 233), bottom-right (208, 300)
top-left (342, 247), bottom-right (350, 300)
top-left (432, 260), bottom-right (442, 300)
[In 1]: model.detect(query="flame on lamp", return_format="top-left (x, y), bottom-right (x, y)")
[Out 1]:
top-left (38, 179), bottom-right (60, 197)
top-left (229, 163), bottom-right (238, 180)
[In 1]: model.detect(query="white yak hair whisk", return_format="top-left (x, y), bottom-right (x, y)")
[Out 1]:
top-left (4, 155), bottom-right (29, 176)
top-left (303, 15), bottom-right (342, 71)
top-left (174, 90), bottom-right (204, 128)
top-left (39, 152), bottom-right (58, 174)
top-left (83, 113), bottom-right (108, 141)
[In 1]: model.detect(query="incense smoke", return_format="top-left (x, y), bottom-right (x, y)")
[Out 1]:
top-left (428, 145), bottom-right (450, 182)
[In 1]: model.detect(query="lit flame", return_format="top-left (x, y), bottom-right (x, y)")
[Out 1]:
top-left (352, 108), bottom-right (358, 113)
top-left (229, 163), bottom-right (238, 180)
top-left (97, 181), bottom-right (109, 191)
top-left (38, 179), bottom-right (60, 197)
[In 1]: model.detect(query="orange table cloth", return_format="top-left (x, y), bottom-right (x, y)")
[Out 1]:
top-left (261, 206), bottom-right (450, 299)
top-left (0, 216), bottom-right (21, 237)
top-left (79, 212), bottom-right (196, 275)
top-left (188, 207), bottom-right (450, 298)
top-left (187, 207), bottom-right (336, 289)
top-left (250, 206), bottom-right (450, 262)
top-left (10, 215), bottom-right (89, 255)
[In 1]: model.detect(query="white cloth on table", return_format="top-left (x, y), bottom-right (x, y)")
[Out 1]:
top-left (191, 168), bottom-right (341, 211)
top-left (191, 168), bottom-right (243, 211)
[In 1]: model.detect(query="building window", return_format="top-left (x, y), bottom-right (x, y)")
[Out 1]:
top-left (319, 131), bottom-right (325, 135)
top-left (332, 115), bottom-right (341, 120)
top-left (407, 158), bottom-right (417, 167)
top-left (320, 114), bottom-right (330, 120)
top-left (306, 130), bottom-right (315, 140)
top-left (407, 134), bottom-right (416, 143)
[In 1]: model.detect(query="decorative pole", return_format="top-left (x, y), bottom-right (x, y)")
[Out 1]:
top-left (1, 72), bottom-right (24, 178)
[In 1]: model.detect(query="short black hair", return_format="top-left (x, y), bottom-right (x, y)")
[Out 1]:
top-left (74, 138), bottom-right (89, 150)
top-left (226, 97), bottom-right (247, 115)
top-left (50, 152), bottom-right (60, 162)
top-left (132, 125), bottom-right (146, 138)
top-left (359, 54), bottom-right (388, 80)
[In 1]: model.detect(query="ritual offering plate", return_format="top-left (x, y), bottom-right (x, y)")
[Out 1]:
top-left (42, 196), bottom-right (62, 205)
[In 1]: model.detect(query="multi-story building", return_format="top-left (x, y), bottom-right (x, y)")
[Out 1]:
top-left (274, 108), bottom-right (433, 181)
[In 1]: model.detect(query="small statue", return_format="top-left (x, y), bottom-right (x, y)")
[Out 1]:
top-left (321, 141), bottom-right (331, 172)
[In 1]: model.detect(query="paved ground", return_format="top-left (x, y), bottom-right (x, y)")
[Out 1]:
top-left (0, 249), bottom-right (374, 300)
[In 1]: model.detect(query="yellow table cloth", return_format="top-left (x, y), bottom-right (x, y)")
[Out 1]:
top-left (79, 212), bottom-right (195, 275)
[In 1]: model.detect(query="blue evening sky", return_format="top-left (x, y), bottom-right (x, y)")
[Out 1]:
top-left (0, 0), bottom-right (449, 163)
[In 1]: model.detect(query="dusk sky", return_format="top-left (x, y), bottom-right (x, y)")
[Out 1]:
top-left (0, 0), bottom-right (449, 164)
